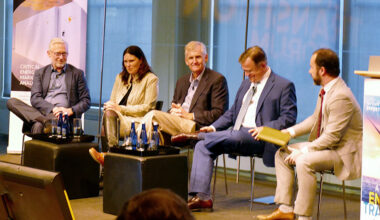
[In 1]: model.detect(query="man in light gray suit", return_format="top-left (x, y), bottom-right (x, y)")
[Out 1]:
top-left (257, 49), bottom-right (362, 220)
top-left (7, 38), bottom-right (90, 133)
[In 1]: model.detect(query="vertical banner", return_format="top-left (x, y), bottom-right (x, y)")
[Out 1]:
top-left (361, 78), bottom-right (380, 219)
top-left (8, 0), bottom-right (88, 153)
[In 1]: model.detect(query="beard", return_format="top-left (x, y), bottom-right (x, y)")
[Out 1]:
top-left (312, 72), bottom-right (321, 85)
top-left (313, 78), bottom-right (321, 85)
top-left (54, 61), bottom-right (66, 69)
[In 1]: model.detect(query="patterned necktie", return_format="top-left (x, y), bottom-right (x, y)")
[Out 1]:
top-left (233, 84), bottom-right (257, 130)
top-left (316, 88), bottom-right (326, 137)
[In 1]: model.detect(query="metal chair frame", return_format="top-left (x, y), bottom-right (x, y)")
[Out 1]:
top-left (317, 170), bottom-right (347, 220)
top-left (212, 153), bottom-right (261, 211)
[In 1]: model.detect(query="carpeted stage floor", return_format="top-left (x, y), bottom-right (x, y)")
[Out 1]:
top-left (0, 134), bottom-right (360, 220)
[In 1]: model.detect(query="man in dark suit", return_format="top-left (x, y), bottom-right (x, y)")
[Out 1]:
top-left (187, 46), bottom-right (297, 211)
top-left (7, 38), bottom-right (90, 133)
top-left (139, 41), bottom-right (229, 143)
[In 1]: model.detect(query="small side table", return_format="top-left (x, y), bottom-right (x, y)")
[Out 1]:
top-left (103, 152), bottom-right (188, 215)
top-left (23, 139), bottom-right (100, 199)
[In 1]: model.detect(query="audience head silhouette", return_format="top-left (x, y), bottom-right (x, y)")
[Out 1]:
top-left (117, 188), bottom-right (195, 220)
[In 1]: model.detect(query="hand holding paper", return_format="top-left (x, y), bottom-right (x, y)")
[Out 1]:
top-left (249, 126), bottom-right (291, 147)
top-left (248, 127), bottom-right (263, 140)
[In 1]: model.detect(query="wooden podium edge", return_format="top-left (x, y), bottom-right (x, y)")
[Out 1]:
top-left (354, 70), bottom-right (380, 78)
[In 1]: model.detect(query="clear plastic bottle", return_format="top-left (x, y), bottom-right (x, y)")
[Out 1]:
top-left (149, 122), bottom-right (159, 150)
top-left (57, 112), bottom-right (63, 139)
top-left (62, 112), bottom-right (68, 139)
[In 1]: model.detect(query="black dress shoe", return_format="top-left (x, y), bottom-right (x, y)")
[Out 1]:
top-left (187, 196), bottom-right (213, 212)
top-left (171, 132), bottom-right (199, 145)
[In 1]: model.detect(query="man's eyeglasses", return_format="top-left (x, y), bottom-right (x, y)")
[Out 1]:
top-left (52, 52), bottom-right (68, 57)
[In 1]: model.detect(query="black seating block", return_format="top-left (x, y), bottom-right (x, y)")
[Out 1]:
top-left (23, 140), bottom-right (100, 199)
top-left (103, 153), bottom-right (188, 215)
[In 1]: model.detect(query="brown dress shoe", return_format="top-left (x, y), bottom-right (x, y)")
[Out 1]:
top-left (257, 208), bottom-right (294, 220)
top-left (187, 196), bottom-right (213, 212)
top-left (89, 148), bottom-right (105, 166)
top-left (171, 132), bottom-right (199, 145)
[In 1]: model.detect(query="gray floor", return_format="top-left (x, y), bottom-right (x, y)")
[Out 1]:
top-left (0, 135), bottom-right (360, 220)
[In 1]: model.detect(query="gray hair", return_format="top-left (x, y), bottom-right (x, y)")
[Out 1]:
top-left (185, 41), bottom-right (207, 57)
top-left (48, 38), bottom-right (68, 51)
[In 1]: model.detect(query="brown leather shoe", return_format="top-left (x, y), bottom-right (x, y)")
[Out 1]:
top-left (89, 148), bottom-right (105, 166)
top-left (187, 196), bottom-right (213, 212)
top-left (257, 208), bottom-right (294, 220)
top-left (171, 132), bottom-right (199, 145)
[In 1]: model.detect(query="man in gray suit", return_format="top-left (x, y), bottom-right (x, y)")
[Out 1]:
top-left (257, 49), bottom-right (362, 220)
top-left (7, 38), bottom-right (90, 134)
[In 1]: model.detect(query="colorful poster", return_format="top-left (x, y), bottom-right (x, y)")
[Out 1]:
top-left (361, 78), bottom-right (380, 219)
top-left (8, 0), bottom-right (88, 153)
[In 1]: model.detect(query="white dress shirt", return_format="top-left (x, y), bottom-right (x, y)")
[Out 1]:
top-left (241, 67), bottom-right (271, 128)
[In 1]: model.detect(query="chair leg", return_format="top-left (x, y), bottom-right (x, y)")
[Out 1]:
top-left (317, 173), bottom-right (324, 220)
top-left (21, 134), bottom-right (26, 165)
top-left (250, 156), bottom-right (255, 211)
top-left (342, 180), bottom-right (347, 220)
top-left (187, 145), bottom-right (191, 183)
top-left (212, 157), bottom-right (219, 201)
top-left (293, 170), bottom-right (298, 203)
top-left (236, 155), bottom-right (240, 183)
top-left (222, 154), bottom-right (228, 195)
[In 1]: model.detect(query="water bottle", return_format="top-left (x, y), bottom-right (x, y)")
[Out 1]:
top-left (149, 122), bottom-right (159, 150)
top-left (57, 112), bottom-right (63, 138)
top-left (130, 120), bottom-right (138, 150)
top-left (62, 112), bottom-right (68, 139)
top-left (139, 123), bottom-right (148, 151)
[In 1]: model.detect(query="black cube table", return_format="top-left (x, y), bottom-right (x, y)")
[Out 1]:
top-left (23, 139), bottom-right (100, 199)
top-left (103, 152), bottom-right (188, 215)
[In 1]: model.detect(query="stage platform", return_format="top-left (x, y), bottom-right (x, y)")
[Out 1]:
top-left (0, 134), bottom-right (360, 220)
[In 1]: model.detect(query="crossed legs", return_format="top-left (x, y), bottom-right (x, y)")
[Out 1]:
top-left (138, 110), bottom-right (196, 145)
top-left (7, 98), bottom-right (55, 134)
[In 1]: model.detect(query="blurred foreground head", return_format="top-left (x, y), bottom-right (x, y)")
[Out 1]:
top-left (117, 188), bottom-right (195, 220)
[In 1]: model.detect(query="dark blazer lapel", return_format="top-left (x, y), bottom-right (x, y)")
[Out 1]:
top-left (189, 68), bottom-right (209, 112)
top-left (42, 67), bottom-right (51, 97)
top-left (65, 65), bottom-right (73, 103)
top-left (256, 72), bottom-right (275, 115)
top-left (178, 76), bottom-right (191, 105)
top-left (235, 80), bottom-right (251, 116)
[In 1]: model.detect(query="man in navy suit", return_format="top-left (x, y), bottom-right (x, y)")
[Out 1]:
top-left (7, 38), bottom-right (90, 133)
top-left (187, 46), bottom-right (297, 211)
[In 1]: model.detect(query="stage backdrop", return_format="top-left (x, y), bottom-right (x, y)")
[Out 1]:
top-left (8, 0), bottom-right (88, 153)
top-left (361, 78), bottom-right (380, 219)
